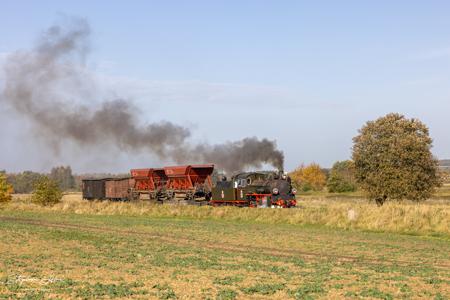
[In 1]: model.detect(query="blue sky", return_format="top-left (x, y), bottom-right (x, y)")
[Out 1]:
top-left (1, 1), bottom-right (450, 172)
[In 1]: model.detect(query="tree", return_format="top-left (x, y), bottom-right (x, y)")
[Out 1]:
top-left (327, 160), bottom-right (357, 193)
top-left (290, 163), bottom-right (327, 191)
top-left (32, 177), bottom-right (62, 206)
top-left (7, 171), bottom-right (44, 193)
top-left (49, 166), bottom-right (75, 191)
top-left (0, 173), bottom-right (13, 203)
top-left (352, 113), bottom-right (441, 205)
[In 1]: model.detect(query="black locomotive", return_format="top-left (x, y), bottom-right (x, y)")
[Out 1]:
top-left (210, 171), bottom-right (297, 208)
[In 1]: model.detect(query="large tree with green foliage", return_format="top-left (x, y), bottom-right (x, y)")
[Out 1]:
top-left (352, 113), bottom-right (441, 205)
top-left (327, 160), bottom-right (357, 193)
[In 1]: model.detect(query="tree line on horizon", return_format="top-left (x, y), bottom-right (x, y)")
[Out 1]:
top-left (1, 166), bottom-right (76, 193)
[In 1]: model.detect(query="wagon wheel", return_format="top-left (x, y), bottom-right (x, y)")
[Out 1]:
top-left (168, 191), bottom-right (175, 200)
top-left (156, 191), bottom-right (166, 203)
top-left (185, 191), bottom-right (194, 201)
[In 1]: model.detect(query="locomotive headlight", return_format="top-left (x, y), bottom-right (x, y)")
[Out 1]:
top-left (272, 188), bottom-right (279, 195)
top-left (292, 188), bottom-right (297, 195)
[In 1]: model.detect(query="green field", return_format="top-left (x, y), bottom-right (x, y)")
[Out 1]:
top-left (0, 208), bottom-right (449, 299)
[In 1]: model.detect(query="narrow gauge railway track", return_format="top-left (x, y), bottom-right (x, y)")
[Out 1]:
top-left (1, 216), bottom-right (449, 270)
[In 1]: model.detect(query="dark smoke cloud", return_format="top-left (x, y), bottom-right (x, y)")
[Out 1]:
top-left (180, 138), bottom-right (284, 174)
top-left (1, 18), bottom-right (284, 173)
top-left (1, 18), bottom-right (190, 157)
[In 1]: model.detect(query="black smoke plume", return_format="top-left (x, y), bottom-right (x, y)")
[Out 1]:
top-left (0, 18), bottom-right (284, 173)
top-left (183, 138), bottom-right (284, 174)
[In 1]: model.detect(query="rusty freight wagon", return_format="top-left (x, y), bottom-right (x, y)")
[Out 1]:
top-left (82, 178), bottom-right (109, 200)
top-left (82, 177), bottom-right (133, 201)
top-left (130, 164), bottom-right (214, 203)
top-left (105, 177), bottom-right (134, 201)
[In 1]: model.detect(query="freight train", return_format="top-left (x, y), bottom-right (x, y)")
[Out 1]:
top-left (82, 164), bottom-right (297, 208)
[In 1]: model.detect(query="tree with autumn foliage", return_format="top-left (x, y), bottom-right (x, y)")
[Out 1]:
top-left (352, 113), bottom-right (441, 205)
top-left (0, 173), bottom-right (13, 203)
top-left (290, 163), bottom-right (327, 191)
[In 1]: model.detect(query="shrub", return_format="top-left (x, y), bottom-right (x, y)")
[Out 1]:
top-left (0, 173), bottom-right (13, 203)
top-left (290, 163), bottom-right (326, 191)
top-left (352, 113), bottom-right (441, 205)
top-left (32, 177), bottom-right (63, 206)
top-left (327, 160), bottom-right (357, 193)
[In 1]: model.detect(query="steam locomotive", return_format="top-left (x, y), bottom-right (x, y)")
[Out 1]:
top-left (211, 171), bottom-right (297, 208)
top-left (82, 164), bottom-right (297, 208)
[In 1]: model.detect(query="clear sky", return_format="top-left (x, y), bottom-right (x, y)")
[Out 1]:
top-left (1, 1), bottom-right (449, 173)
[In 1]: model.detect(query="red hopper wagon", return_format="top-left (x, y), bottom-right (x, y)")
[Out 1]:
top-left (130, 164), bottom-right (214, 203)
top-left (130, 168), bottom-right (167, 200)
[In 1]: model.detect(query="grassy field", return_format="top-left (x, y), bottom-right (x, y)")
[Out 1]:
top-left (0, 195), bottom-right (449, 299)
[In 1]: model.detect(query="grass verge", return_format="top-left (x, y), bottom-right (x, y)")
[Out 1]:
top-left (3, 193), bottom-right (450, 237)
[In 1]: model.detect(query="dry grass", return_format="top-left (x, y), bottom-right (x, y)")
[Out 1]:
top-left (5, 193), bottom-right (450, 237)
